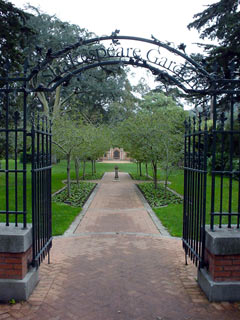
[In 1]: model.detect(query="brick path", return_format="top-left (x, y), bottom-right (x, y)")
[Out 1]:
top-left (1, 172), bottom-right (240, 320)
top-left (75, 172), bottom-right (159, 234)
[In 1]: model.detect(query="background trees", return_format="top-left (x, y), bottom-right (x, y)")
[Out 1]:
top-left (117, 92), bottom-right (186, 189)
top-left (188, 0), bottom-right (240, 79)
top-left (0, 0), bottom-right (33, 76)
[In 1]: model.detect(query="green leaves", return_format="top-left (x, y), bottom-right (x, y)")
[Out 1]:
top-left (53, 182), bottom-right (96, 207)
top-left (0, 0), bottom-right (34, 75)
top-left (188, 0), bottom-right (240, 79)
top-left (139, 182), bottom-right (182, 207)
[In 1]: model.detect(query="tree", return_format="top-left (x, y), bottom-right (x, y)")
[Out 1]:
top-left (52, 115), bottom-right (84, 197)
top-left (0, 0), bottom-right (33, 76)
top-left (78, 123), bottom-right (112, 178)
top-left (14, 5), bottom-right (134, 124)
top-left (188, 0), bottom-right (240, 79)
top-left (118, 92), bottom-right (186, 189)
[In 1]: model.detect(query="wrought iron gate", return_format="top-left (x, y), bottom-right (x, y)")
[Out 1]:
top-left (183, 114), bottom-right (208, 268)
top-left (183, 90), bottom-right (240, 268)
top-left (0, 62), bottom-right (52, 268)
top-left (1, 33), bottom-right (240, 272)
top-left (31, 115), bottom-right (52, 267)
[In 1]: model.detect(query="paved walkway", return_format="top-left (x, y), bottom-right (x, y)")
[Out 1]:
top-left (1, 172), bottom-right (240, 320)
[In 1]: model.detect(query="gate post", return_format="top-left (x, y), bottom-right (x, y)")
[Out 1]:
top-left (0, 224), bottom-right (39, 301)
top-left (197, 91), bottom-right (240, 301)
top-left (198, 226), bottom-right (240, 302)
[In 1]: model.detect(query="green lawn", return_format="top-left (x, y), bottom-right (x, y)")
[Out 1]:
top-left (154, 170), bottom-right (240, 237)
top-left (1, 160), bottom-right (239, 238)
top-left (0, 160), bottom-right (146, 236)
top-left (0, 160), bottom-right (91, 236)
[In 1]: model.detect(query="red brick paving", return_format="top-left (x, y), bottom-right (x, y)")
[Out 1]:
top-left (75, 173), bottom-right (158, 234)
top-left (1, 172), bottom-right (240, 320)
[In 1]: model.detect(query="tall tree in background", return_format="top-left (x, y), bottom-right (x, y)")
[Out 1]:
top-left (0, 0), bottom-right (33, 75)
top-left (19, 5), bottom-right (134, 124)
top-left (188, 0), bottom-right (240, 79)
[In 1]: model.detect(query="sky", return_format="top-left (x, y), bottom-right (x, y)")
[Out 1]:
top-left (10, 0), bottom-right (218, 89)
top-left (11, 0), bottom-right (217, 47)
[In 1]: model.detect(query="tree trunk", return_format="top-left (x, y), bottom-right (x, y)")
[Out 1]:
top-left (75, 157), bottom-right (80, 186)
top-left (91, 160), bottom-right (94, 175)
top-left (164, 168), bottom-right (169, 196)
top-left (164, 149), bottom-right (169, 195)
top-left (145, 162), bottom-right (148, 177)
top-left (82, 160), bottom-right (86, 180)
top-left (94, 160), bottom-right (96, 174)
top-left (139, 162), bottom-right (142, 176)
top-left (152, 161), bottom-right (158, 190)
top-left (67, 153), bottom-right (71, 197)
top-left (136, 162), bottom-right (139, 175)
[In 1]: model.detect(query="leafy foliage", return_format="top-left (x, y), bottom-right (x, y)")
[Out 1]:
top-left (16, 5), bottom-right (135, 123)
top-left (117, 92), bottom-right (186, 188)
top-left (79, 172), bottom-right (103, 180)
top-left (138, 182), bottom-right (182, 207)
top-left (130, 173), bottom-right (152, 181)
top-left (188, 0), bottom-right (240, 79)
top-left (53, 182), bottom-right (96, 207)
top-left (0, 0), bottom-right (33, 75)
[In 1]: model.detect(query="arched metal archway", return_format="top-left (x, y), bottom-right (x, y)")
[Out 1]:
top-left (0, 33), bottom-right (240, 269)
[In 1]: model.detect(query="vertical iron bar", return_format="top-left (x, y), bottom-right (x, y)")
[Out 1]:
top-left (198, 118), bottom-right (204, 267)
top-left (14, 112), bottom-right (18, 226)
top-left (48, 119), bottom-right (52, 263)
top-left (187, 118), bottom-right (192, 260)
top-left (31, 116), bottom-right (36, 267)
top-left (219, 112), bottom-right (225, 228)
top-left (42, 117), bottom-right (46, 260)
top-left (193, 117), bottom-right (197, 265)
top-left (195, 113), bottom-right (201, 266)
top-left (22, 71), bottom-right (28, 228)
top-left (200, 114), bottom-right (208, 268)
top-left (190, 117), bottom-right (196, 261)
top-left (210, 94), bottom-right (217, 230)
top-left (228, 94), bottom-right (234, 228)
top-left (37, 114), bottom-right (40, 266)
top-left (183, 120), bottom-right (188, 263)
top-left (238, 112), bottom-right (240, 228)
top-left (5, 78), bottom-right (9, 226)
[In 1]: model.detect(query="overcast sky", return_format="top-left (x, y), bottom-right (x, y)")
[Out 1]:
top-left (10, 0), bottom-right (218, 90)
top-left (11, 0), bottom-right (217, 49)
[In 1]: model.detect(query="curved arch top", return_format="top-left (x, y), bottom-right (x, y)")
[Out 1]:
top-left (1, 33), bottom-right (240, 95)
top-left (28, 34), bottom-right (214, 94)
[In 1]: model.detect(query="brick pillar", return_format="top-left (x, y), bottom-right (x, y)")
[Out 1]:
top-left (205, 249), bottom-right (240, 282)
top-left (0, 247), bottom-right (32, 280)
top-left (198, 226), bottom-right (240, 301)
top-left (0, 223), bottom-right (39, 301)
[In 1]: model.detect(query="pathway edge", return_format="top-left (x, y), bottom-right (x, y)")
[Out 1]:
top-left (134, 184), bottom-right (172, 237)
top-left (62, 179), bottom-right (103, 237)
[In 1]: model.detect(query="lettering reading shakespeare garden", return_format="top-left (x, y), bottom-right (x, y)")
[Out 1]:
top-left (70, 44), bottom-right (203, 90)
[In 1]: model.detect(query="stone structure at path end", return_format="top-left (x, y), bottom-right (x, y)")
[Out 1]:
top-left (100, 147), bottom-right (131, 161)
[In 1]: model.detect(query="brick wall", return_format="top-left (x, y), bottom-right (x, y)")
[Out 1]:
top-left (0, 247), bottom-right (32, 280)
top-left (205, 248), bottom-right (240, 282)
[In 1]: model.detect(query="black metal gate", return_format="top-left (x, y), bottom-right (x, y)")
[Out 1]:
top-left (183, 113), bottom-right (208, 268)
top-left (183, 89), bottom-right (240, 268)
top-left (0, 62), bottom-right (52, 268)
top-left (31, 115), bottom-right (52, 267)
top-left (1, 33), bottom-right (240, 272)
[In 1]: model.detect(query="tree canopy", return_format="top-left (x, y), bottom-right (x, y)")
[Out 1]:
top-left (0, 0), bottom-right (33, 75)
top-left (188, 0), bottom-right (240, 79)
top-left (18, 5), bottom-right (136, 124)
